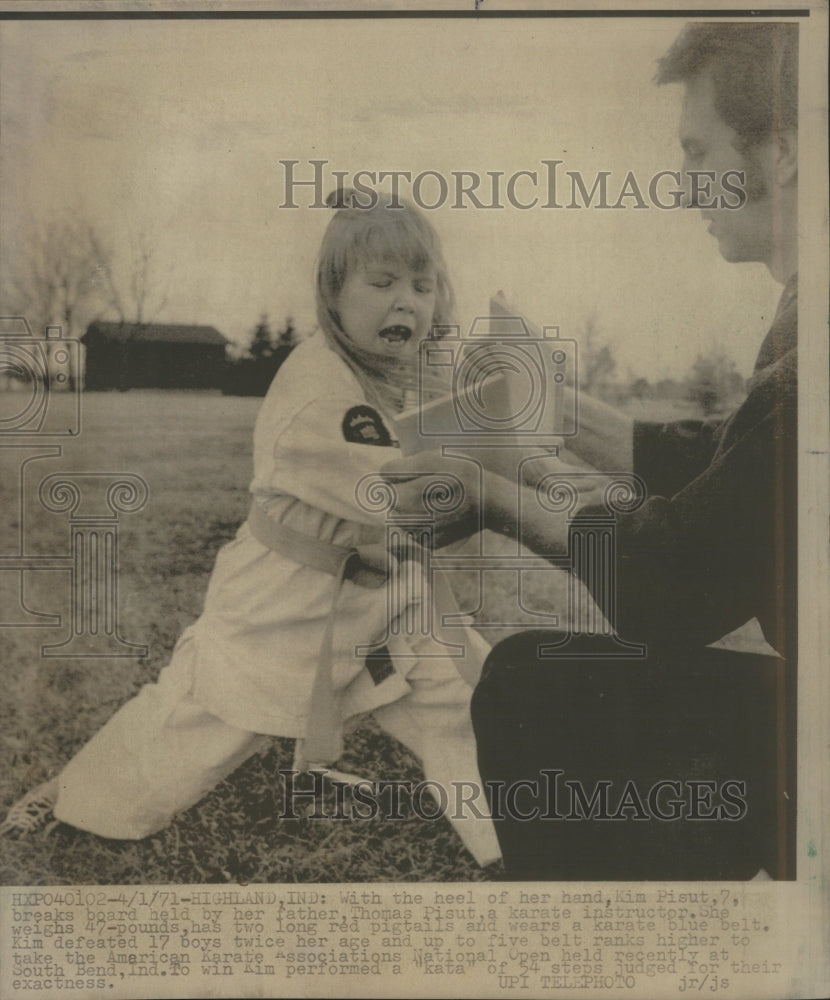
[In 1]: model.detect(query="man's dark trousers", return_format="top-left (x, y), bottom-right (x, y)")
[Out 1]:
top-left (472, 631), bottom-right (794, 880)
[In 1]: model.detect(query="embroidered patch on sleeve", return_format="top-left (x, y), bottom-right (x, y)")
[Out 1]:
top-left (342, 405), bottom-right (393, 446)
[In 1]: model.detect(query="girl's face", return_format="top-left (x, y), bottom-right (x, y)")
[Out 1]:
top-left (336, 258), bottom-right (438, 359)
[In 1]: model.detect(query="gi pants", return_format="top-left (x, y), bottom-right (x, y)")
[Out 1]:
top-left (53, 628), bottom-right (501, 868)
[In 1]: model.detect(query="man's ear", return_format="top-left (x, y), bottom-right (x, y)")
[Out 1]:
top-left (774, 128), bottom-right (798, 187)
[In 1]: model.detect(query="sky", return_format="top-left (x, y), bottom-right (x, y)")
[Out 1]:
top-left (0, 15), bottom-right (784, 381)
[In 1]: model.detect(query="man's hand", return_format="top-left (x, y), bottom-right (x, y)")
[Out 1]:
top-left (382, 449), bottom-right (611, 555)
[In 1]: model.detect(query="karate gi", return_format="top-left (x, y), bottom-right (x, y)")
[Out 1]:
top-left (54, 332), bottom-right (500, 866)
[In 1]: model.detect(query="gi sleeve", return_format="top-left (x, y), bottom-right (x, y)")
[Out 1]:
top-left (265, 395), bottom-right (399, 527)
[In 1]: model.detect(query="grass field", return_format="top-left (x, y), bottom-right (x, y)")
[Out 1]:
top-left (1, 389), bottom-right (582, 885)
top-left (2, 388), bottom-right (767, 886)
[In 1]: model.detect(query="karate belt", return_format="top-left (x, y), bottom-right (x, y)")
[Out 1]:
top-left (247, 499), bottom-right (390, 768)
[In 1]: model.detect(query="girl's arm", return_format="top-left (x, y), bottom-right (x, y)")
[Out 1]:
top-left (381, 451), bottom-right (608, 555)
top-left (265, 394), bottom-right (408, 528)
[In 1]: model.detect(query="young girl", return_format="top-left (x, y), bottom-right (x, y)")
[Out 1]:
top-left (1, 191), bottom-right (500, 868)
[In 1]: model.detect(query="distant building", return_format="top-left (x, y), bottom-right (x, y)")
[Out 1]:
top-left (82, 322), bottom-right (229, 390)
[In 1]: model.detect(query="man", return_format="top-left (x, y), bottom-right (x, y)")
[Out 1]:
top-left (384, 22), bottom-right (798, 879)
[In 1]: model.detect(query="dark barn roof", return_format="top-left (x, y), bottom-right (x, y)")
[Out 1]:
top-left (83, 321), bottom-right (229, 347)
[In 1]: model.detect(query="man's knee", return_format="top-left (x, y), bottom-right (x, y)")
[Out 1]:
top-left (476, 630), bottom-right (625, 698)
top-left (475, 631), bottom-right (553, 716)
top-left (472, 631), bottom-right (619, 739)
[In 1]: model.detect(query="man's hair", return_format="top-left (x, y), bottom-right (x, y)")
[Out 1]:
top-left (656, 22), bottom-right (798, 150)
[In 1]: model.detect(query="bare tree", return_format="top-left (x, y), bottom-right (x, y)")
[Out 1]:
top-left (2, 218), bottom-right (100, 340)
top-left (129, 231), bottom-right (170, 325)
top-left (578, 313), bottom-right (617, 395)
top-left (1, 218), bottom-right (110, 390)
top-left (2, 218), bottom-right (174, 392)
top-left (85, 227), bottom-right (170, 325)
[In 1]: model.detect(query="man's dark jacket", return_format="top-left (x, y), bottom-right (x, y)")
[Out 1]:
top-left (578, 275), bottom-right (797, 662)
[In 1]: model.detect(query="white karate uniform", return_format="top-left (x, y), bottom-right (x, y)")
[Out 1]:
top-left (54, 333), bottom-right (500, 866)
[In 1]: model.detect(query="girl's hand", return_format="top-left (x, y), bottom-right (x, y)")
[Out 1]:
top-left (380, 451), bottom-right (490, 547)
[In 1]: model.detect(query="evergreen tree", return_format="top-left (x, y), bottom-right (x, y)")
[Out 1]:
top-left (249, 314), bottom-right (275, 360)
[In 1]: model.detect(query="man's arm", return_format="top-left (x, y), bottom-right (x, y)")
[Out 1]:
top-left (562, 386), bottom-right (635, 472)
top-left (576, 352), bottom-right (796, 655)
top-left (383, 349), bottom-right (795, 656)
top-left (564, 384), bottom-right (725, 497)
top-left (631, 417), bottom-right (724, 498)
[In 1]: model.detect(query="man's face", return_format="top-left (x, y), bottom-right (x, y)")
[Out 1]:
top-left (679, 67), bottom-right (776, 266)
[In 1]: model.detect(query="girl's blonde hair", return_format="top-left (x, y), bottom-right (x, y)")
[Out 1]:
top-left (315, 189), bottom-right (454, 412)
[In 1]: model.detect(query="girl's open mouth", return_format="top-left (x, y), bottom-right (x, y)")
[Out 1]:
top-left (379, 325), bottom-right (412, 345)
